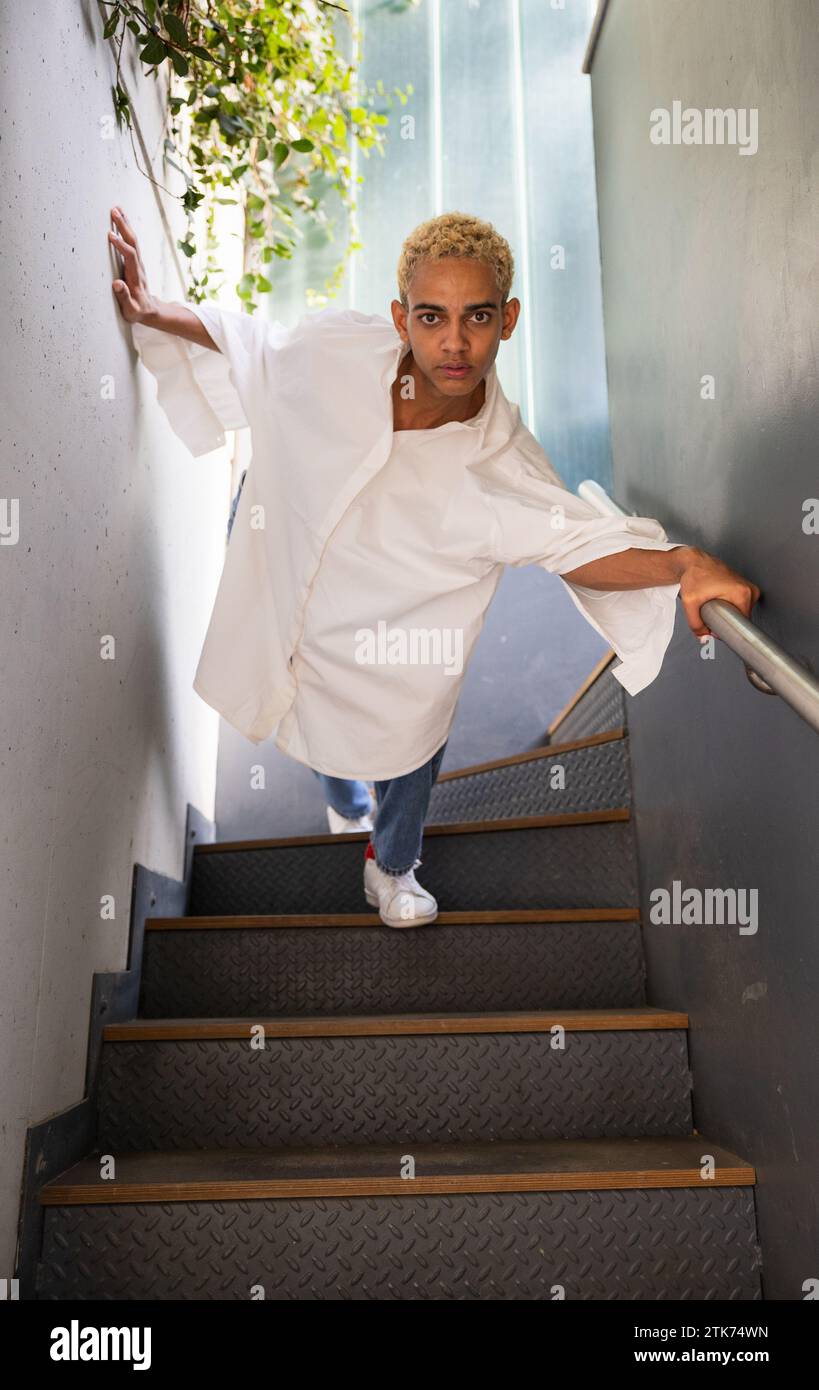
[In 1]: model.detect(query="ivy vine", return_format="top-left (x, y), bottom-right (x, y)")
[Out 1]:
top-left (100, 0), bottom-right (414, 310)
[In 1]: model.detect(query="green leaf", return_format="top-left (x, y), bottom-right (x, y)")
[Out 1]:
top-left (144, 0), bottom-right (157, 22)
top-left (103, 10), bottom-right (121, 40)
top-left (291, 137), bottom-right (314, 152)
top-left (273, 142), bottom-right (289, 168)
top-left (140, 35), bottom-right (167, 66)
top-left (256, 275), bottom-right (272, 293)
top-left (177, 238), bottom-right (196, 258)
top-left (170, 49), bottom-right (189, 76)
top-left (189, 45), bottom-right (214, 62)
top-left (217, 112), bottom-right (245, 136)
top-left (236, 270), bottom-right (255, 300)
top-left (163, 13), bottom-right (189, 49)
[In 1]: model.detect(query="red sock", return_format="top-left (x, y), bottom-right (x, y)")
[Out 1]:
top-left (365, 841), bottom-right (376, 860)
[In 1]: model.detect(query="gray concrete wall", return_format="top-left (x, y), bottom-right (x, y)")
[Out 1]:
top-left (0, 3), bottom-right (230, 1273)
top-left (590, 0), bottom-right (819, 1298)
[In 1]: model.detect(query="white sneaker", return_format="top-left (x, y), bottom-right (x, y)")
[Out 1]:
top-left (364, 855), bottom-right (438, 928)
top-left (326, 805), bottom-right (374, 834)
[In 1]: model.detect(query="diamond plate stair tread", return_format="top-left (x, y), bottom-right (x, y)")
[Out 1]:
top-left (436, 728), bottom-right (625, 780)
top-left (550, 667), bottom-right (626, 743)
top-left (104, 1006), bottom-right (687, 1038)
top-left (139, 916), bottom-right (647, 1017)
top-left (427, 734), bottom-right (631, 820)
top-left (94, 1026), bottom-right (692, 1150)
top-left (35, 1186), bottom-right (762, 1300)
top-left (189, 816), bottom-right (638, 914)
top-left (40, 1135), bottom-right (755, 1204)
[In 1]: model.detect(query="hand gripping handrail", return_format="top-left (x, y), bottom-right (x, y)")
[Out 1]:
top-left (577, 479), bottom-right (819, 735)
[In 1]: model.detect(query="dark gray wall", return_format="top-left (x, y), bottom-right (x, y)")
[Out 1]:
top-left (590, 0), bottom-right (819, 1299)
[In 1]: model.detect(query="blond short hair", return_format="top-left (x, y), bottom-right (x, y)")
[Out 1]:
top-left (396, 212), bottom-right (515, 308)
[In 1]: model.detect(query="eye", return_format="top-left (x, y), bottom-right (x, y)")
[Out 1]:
top-left (417, 311), bottom-right (492, 325)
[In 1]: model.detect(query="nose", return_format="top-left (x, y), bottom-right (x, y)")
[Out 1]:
top-left (441, 321), bottom-right (470, 354)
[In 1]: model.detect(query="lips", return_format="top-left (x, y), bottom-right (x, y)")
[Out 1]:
top-left (440, 363), bottom-right (471, 376)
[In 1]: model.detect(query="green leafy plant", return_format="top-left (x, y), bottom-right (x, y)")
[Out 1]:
top-left (101, 0), bottom-right (412, 308)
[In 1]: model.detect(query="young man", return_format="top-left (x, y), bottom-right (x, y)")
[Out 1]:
top-left (110, 207), bottom-right (760, 928)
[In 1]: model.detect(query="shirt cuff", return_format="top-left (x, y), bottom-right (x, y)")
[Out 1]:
top-left (131, 310), bottom-right (247, 456)
top-left (555, 536), bottom-right (685, 696)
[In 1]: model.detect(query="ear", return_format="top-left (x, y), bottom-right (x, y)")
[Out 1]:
top-left (500, 297), bottom-right (521, 339)
top-left (390, 298), bottom-right (409, 340)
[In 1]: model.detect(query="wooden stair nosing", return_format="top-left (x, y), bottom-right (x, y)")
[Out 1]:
top-left (194, 807), bottom-right (632, 856)
top-left (434, 726), bottom-right (626, 783)
top-left (146, 907), bottom-right (642, 931)
top-left (102, 1007), bottom-right (688, 1041)
top-left (39, 1135), bottom-right (755, 1206)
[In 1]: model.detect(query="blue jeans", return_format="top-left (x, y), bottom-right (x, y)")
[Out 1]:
top-left (313, 740), bottom-right (448, 875)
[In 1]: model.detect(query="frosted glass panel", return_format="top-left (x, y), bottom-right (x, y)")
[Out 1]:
top-left (520, 0), bottom-right (612, 487)
top-left (353, 0), bottom-right (434, 315)
top-left (437, 0), bottom-right (525, 406)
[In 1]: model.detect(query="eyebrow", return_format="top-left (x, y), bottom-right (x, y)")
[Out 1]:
top-left (411, 302), bottom-right (498, 313)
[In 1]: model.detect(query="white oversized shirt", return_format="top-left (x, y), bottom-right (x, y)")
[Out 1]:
top-left (131, 303), bottom-right (683, 778)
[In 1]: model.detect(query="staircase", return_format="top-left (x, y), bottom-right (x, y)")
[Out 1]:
top-left (33, 654), bottom-right (762, 1300)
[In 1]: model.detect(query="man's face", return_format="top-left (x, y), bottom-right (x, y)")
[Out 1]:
top-left (391, 257), bottom-right (520, 399)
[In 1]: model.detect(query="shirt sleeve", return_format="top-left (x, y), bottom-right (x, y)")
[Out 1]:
top-left (130, 302), bottom-right (290, 457)
top-left (487, 463), bottom-right (686, 696)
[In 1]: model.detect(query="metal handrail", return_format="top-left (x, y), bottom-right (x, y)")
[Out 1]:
top-left (577, 479), bottom-right (819, 735)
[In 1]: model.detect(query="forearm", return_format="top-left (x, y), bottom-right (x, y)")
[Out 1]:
top-left (561, 544), bottom-right (693, 590)
top-left (141, 298), bottom-right (219, 351)
top-left (561, 541), bottom-right (761, 639)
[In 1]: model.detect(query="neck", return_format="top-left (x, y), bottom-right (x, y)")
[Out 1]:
top-left (392, 350), bottom-right (487, 430)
